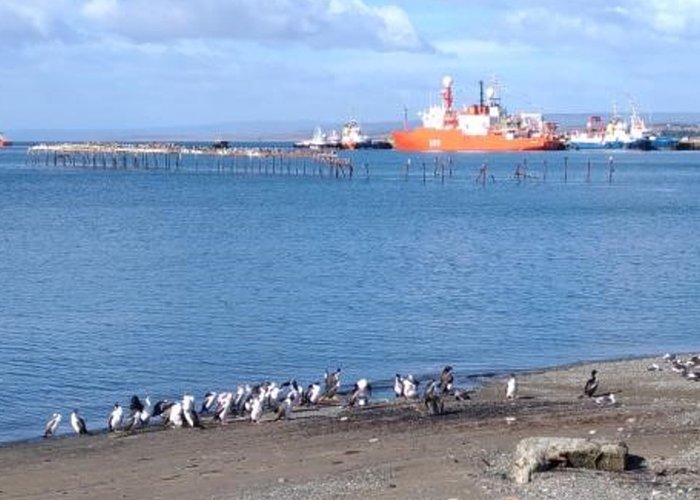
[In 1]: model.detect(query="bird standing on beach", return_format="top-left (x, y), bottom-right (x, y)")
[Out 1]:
top-left (182, 395), bottom-right (202, 428)
top-left (505, 374), bottom-right (517, 400)
top-left (402, 374), bottom-right (419, 399)
top-left (583, 369), bottom-right (599, 397)
top-left (423, 380), bottom-right (445, 415)
top-left (440, 366), bottom-right (454, 394)
top-left (347, 378), bottom-right (372, 407)
top-left (324, 368), bottom-right (341, 399)
top-left (393, 374), bottom-right (404, 398)
top-left (43, 413), bottom-right (61, 438)
top-left (107, 403), bottom-right (123, 432)
top-left (70, 410), bottom-right (88, 435)
top-left (303, 383), bottom-right (322, 406)
top-left (200, 391), bottom-right (217, 415)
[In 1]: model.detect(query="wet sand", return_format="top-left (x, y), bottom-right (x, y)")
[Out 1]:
top-left (1, 355), bottom-right (699, 499)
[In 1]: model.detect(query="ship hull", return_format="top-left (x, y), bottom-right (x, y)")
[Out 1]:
top-left (392, 128), bottom-right (560, 152)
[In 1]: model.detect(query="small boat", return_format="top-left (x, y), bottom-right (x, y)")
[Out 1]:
top-left (0, 132), bottom-right (12, 148)
top-left (340, 120), bottom-right (371, 149)
top-left (391, 76), bottom-right (563, 152)
top-left (294, 126), bottom-right (330, 149)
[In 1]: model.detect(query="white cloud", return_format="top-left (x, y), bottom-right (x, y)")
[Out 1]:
top-left (78, 0), bottom-right (431, 52)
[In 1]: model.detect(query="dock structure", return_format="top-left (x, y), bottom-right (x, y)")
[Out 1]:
top-left (26, 143), bottom-right (355, 179)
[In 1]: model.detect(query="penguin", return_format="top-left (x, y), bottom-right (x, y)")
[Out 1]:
top-left (583, 369), bottom-right (599, 397)
top-left (393, 374), bottom-right (404, 398)
top-left (43, 413), bottom-right (61, 438)
top-left (347, 378), bottom-right (372, 407)
top-left (402, 374), bottom-right (419, 399)
top-left (152, 400), bottom-right (174, 420)
top-left (505, 374), bottom-right (517, 400)
top-left (70, 410), bottom-right (89, 435)
top-left (107, 403), bottom-right (123, 432)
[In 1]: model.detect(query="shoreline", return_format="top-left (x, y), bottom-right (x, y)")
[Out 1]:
top-left (0, 349), bottom-right (695, 448)
top-left (2, 353), bottom-right (699, 499)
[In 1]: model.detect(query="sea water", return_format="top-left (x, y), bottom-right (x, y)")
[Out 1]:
top-left (1, 144), bottom-right (699, 443)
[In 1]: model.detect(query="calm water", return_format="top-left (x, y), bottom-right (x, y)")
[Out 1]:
top-left (1, 144), bottom-right (699, 443)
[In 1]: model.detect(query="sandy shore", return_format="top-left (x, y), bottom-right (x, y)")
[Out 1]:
top-left (1, 355), bottom-right (699, 500)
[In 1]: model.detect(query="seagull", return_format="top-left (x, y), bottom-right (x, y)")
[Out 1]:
top-left (583, 369), bottom-right (599, 398)
top-left (402, 374), bottom-right (419, 399)
top-left (200, 392), bottom-right (218, 415)
top-left (107, 403), bottom-right (123, 432)
top-left (70, 410), bottom-right (89, 435)
top-left (505, 374), bottom-right (517, 400)
top-left (347, 378), bottom-right (372, 407)
top-left (324, 368), bottom-right (342, 399)
top-left (43, 413), bottom-right (61, 438)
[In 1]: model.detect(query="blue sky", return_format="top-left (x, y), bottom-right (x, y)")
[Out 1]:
top-left (1, 0), bottom-right (699, 130)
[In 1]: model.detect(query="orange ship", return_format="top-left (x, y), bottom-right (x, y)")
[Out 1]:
top-left (392, 76), bottom-right (563, 152)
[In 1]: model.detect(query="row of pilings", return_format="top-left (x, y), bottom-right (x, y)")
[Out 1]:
top-left (26, 143), bottom-right (357, 179)
top-left (402, 155), bottom-right (617, 185)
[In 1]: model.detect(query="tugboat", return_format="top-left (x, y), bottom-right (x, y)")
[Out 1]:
top-left (392, 76), bottom-right (563, 152)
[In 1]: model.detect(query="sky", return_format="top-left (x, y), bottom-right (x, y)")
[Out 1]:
top-left (1, 0), bottom-right (700, 131)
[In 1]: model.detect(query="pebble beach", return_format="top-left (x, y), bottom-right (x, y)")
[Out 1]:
top-left (1, 354), bottom-right (699, 499)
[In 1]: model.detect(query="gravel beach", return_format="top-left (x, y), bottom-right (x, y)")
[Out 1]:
top-left (1, 355), bottom-right (699, 499)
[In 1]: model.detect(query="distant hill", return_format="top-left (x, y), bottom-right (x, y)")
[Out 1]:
top-left (6, 113), bottom-right (700, 142)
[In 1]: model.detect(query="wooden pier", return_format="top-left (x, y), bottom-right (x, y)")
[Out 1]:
top-left (27, 143), bottom-right (356, 179)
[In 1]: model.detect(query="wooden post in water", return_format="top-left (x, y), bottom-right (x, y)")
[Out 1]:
top-left (564, 156), bottom-right (568, 183)
top-left (404, 158), bottom-right (411, 181)
top-left (422, 161), bottom-right (426, 184)
top-left (542, 159), bottom-right (548, 182)
top-left (608, 155), bottom-right (615, 184)
top-left (586, 159), bottom-right (591, 182)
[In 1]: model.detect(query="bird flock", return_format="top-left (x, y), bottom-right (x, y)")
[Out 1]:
top-left (43, 354), bottom-right (697, 439)
top-left (43, 366), bottom-right (469, 439)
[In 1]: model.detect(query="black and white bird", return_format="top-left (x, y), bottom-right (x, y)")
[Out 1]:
top-left (505, 374), bottom-right (517, 400)
top-left (583, 369), bottom-right (599, 398)
top-left (182, 395), bottom-right (202, 428)
top-left (393, 374), bottom-right (404, 398)
top-left (70, 410), bottom-right (88, 435)
top-left (152, 400), bottom-right (174, 421)
top-left (439, 366), bottom-right (454, 394)
top-left (43, 413), bottom-right (61, 438)
top-left (423, 379), bottom-right (445, 415)
top-left (249, 389), bottom-right (265, 423)
top-left (167, 402), bottom-right (184, 428)
top-left (594, 393), bottom-right (617, 406)
top-left (200, 392), bottom-right (218, 415)
top-left (125, 395), bottom-right (151, 431)
top-left (324, 368), bottom-right (342, 399)
top-left (213, 392), bottom-right (233, 423)
top-left (402, 374), bottom-right (419, 399)
top-left (107, 403), bottom-right (123, 432)
top-left (303, 383), bottom-right (322, 406)
top-left (347, 378), bottom-right (372, 407)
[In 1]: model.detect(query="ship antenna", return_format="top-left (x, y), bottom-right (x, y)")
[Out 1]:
top-left (403, 105), bottom-right (408, 131)
top-left (479, 80), bottom-right (484, 107)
